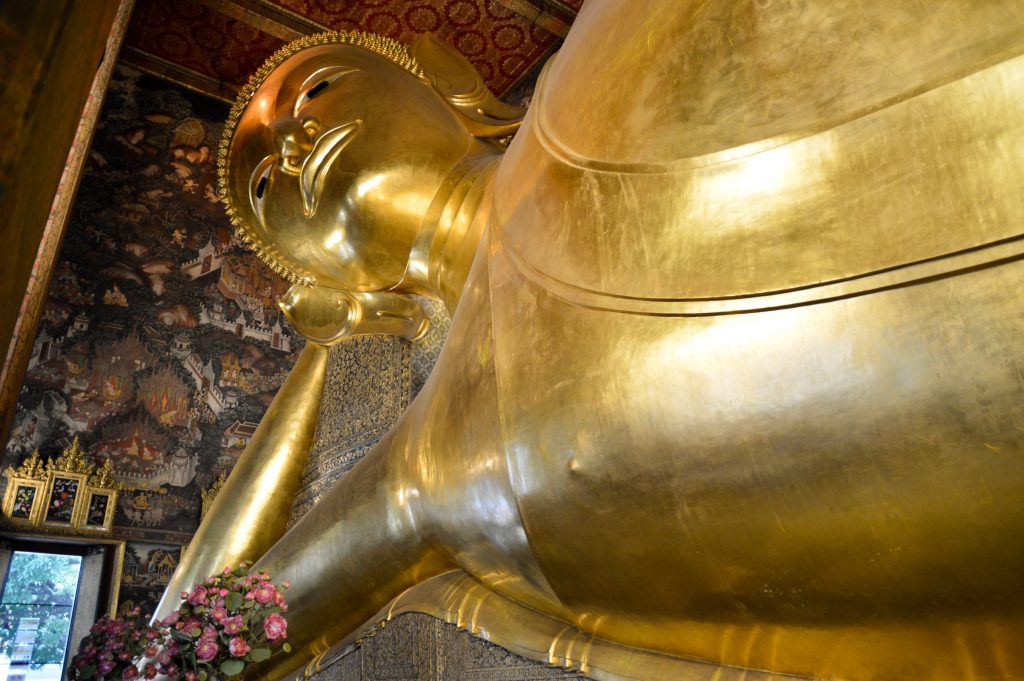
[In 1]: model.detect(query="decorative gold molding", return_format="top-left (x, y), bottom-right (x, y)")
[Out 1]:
top-left (200, 473), bottom-right (226, 520)
top-left (492, 0), bottom-right (572, 38)
top-left (3, 437), bottom-right (121, 534)
top-left (119, 46), bottom-right (238, 103)
top-left (199, 0), bottom-right (323, 41)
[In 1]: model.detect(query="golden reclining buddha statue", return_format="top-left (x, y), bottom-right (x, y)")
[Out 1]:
top-left (156, 1), bottom-right (1024, 679)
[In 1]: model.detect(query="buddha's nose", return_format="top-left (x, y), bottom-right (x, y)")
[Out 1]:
top-left (272, 118), bottom-right (314, 172)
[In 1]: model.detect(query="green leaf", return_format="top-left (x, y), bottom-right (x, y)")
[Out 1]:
top-left (198, 672), bottom-right (208, 681)
top-left (80, 665), bottom-right (96, 679)
top-left (225, 592), bottom-right (244, 611)
top-left (282, 643), bottom-right (292, 653)
top-left (248, 648), bottom-right (271, 662)
top-left (220, 659), bottom-right (245, 676)
top-left (190, 628), bottom-right (202, 637)
top-left (242, 600), bottom-right (254, 609)
top-left (265, 606), bottom-right (282, 616)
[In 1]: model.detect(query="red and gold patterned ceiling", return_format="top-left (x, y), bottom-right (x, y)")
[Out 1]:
top-left (122, 0), bottom-right (583, 102)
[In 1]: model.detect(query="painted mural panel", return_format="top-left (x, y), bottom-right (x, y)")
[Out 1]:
top-left (117, 541), bottom-right (183, 617)
top-left (3, 65), bottom-right (302, 542)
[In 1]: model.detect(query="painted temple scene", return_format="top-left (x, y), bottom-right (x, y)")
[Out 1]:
top-left (2, 66), bottom-right (303, 541)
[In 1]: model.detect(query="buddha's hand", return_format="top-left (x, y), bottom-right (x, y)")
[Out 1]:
top-left (278, 283), bottom-right (428, 345)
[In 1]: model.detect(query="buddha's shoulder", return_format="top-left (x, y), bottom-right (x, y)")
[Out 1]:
top-left (536, 0), bottom-right (1024, 167)
top-left (490, 0), bottom-right (1024, 312)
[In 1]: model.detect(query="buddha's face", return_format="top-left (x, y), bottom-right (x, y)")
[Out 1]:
top-left (226, 43), bottom-right (473, 291)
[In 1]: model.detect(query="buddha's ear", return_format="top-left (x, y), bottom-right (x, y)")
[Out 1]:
top-left (413, 33), bottom-right (524, 139)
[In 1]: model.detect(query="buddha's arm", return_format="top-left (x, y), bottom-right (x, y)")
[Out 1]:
top-left (250, 424), bottom-right (454, 680)
top-left (155, 289), bottom-right (427, 623)
top-left (154, 342), bottom-right (330, 622)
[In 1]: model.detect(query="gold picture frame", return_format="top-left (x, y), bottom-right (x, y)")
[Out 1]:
top-left (42, 471), bottom-right (88, 527)
top-left (2, 437), bottom-right (121, 534)
top-left (2, 478), bottom-right (45, 524)
top-left (81, 487), bottom-right (117, 531)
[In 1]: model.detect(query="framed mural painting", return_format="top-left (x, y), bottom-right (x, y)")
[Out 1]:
top-left (2, 450), bottom-right (47, 524)
top-left (43, 472), bottom-right (87, 527)
top-left (2, 479), bottom-right (45, 524)
top-left (2, 438), bottom-right (120, 534)
top-left (82, 488), bottom-right (117, 531)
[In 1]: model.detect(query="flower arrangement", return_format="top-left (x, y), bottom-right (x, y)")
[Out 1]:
top-left (161, 562), bottom-right (291, 680)
top-left (68, 608), bottom-right (174, 681)
top-left (69, 564), bottom-right (290, 681)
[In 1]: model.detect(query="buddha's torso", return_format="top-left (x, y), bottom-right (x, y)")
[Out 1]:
top-left (398, 2), bottom-right (1024, 678)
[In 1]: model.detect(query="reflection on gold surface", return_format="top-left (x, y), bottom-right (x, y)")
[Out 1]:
top-left (164, 3), bottom-right (1024, 680)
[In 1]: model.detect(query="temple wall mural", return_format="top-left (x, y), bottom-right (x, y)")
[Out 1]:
top-left (2, 65), bottom-right (303, 546)
top-left (116, 541), bottom-right (182, 617)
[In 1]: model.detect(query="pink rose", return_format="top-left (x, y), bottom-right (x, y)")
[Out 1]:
top-left (157, 650), bottom-right (172, 665)
top-left (223, 615), bottom-right (244, 635)
top-left (160, 611), bottom-right (180, 627)
top-left (201, 625), bottom-right (218, 640)
top-left (187, 585), bottom-right (208, 606)
top-left (228, 636), bottom-right (251, 658)
top-left (122, 666), bottom-right (139, 680)
top-left (144, 644), bottom-right (158, 658)
top-left (263, 613), bottom-right (287, 642)
top-left (195, 637), bottom-right (219, 662)
top-left (184, 671), bottom-right (198, 681)
top-left (98, 660), bottom-right (116, 675)
top-left (143, 664), bottom-right (158, 679)
top-left (251, 585), bottom-right (275, 604)
top-left (211, 607), bottom-right (228, 622)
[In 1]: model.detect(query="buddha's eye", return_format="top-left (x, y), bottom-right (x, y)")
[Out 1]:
top-left (249, 156), bottom-right (275, 226)
top-left (294, 66), bottom-right (359, 118)
top-left (306, 80), bottom-right (330, 100)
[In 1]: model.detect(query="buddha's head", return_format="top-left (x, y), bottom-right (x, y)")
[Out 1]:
top-left (220, 32), bottom-right (522, 293)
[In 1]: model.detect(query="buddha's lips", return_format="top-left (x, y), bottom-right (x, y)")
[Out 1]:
top-left (300, 120), bottom-right (362, 218)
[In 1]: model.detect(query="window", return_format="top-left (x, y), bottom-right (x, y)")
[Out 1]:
top-left (0, 551), bottom-right (83, 681)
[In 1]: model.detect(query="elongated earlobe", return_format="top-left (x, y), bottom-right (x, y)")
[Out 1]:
top-left (413, 33), bottom-right (525, 138)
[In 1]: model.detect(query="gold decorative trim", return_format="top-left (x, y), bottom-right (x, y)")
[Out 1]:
top-left (120, 46), bottom-right (238, 103)
top-left (49, 436), bottom-right (93, 475)
top-left (218, 31), bottom-right (424, 287)
top-left (7, 450), bottom-right (47, 481)
top-left (3, 437), bottom-right (121, 534)
top-left (200, 473), bottom-right (226, 520)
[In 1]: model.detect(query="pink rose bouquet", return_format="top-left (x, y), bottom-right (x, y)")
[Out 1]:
top-left (166, 562), bottom-right (291, 679)
top-left (69, 608), bottom-right (174, 681)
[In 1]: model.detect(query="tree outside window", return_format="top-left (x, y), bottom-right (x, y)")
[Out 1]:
top-left (0, 551), bottom-right (83, 670)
